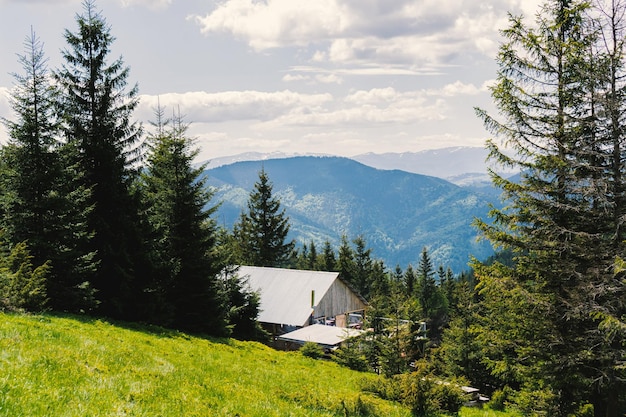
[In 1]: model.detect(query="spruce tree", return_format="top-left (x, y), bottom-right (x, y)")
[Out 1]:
top-left (474, 0), bottom-right (626, 413)
top-left (55, 0), bottom-right (144, 318)
top-left (416, 247), bottom-right (436, 318)
top-left (0, 237), bottom-right (49, 312)
top-left (353, 235), bottom-right (373, 299)
top-left (1, 29), bottom-right (95, 312)
top-left (233, 168), bottom-right (294, 267)
top-left (321, 240), bottom-right (336, 272)
top-left (335, 234), bottom-right (359, 293)
top-left (140, 109), bottom-right (227, 336)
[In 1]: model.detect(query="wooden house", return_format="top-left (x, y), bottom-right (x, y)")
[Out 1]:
top-left (236, 266), bottom-right (368, 337)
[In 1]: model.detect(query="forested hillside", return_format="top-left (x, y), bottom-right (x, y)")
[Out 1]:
top-left (1, 0), bottom-right (626, 416)
top-left (205, 156), bottom-right (498, 272)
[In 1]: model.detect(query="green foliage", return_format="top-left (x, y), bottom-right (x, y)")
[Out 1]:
top-left (54, 0), bottom-right (144, 318)
top-left (474, 0), bottom-right (626, 413)
top-left (0, 28), bottom-right (96, 313)
top-left (139, 108), bottom-right (227, 336)
top-left (333, 334), bottom-right (370, 372)
top-left (300, 341), bottom-right (325, 359)
top-left (488, 387), bottom-right (513, 412)
top-left (573, 403), bottom-right (594, 417)
top-left (220, 266), bottom-right (267, 341)
top-left (511, 386), bottom-right (559, 417)
top-left (233, 168), bottom-right (295, 267)
top-left (363, 362), bottom-right (466, 417)
top-left (0, 240), bottom-right (49, 312)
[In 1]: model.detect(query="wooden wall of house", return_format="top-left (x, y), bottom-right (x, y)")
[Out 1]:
top-left (314, 279), bottom-right (366, 322)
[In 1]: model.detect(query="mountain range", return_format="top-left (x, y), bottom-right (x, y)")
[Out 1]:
top-left (203, 152), bottom-right (503, 273)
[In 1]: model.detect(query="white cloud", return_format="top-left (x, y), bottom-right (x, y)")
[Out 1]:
top-left (0, 87), bottom-right (12, 116)
top-left (315, 73), bottom-right (343, 84)
top-left (118, 0), bottom-right (172, 10)
top-left (191, 0), bottom-right (347, 50)
top-left (282, 74), bottom-right (310, 83)
top-left (191, 0), bottom-right (536, 69)
top-left (256, 88), bottom-right (446, 130)
top-left (137, 90), bottom-right (333, 123)
top-left (0, 87), bottom-right (11, 144)
top-left (0, 0), bottom-right (78, 4)
top-left (434, 81), bottom-right (484, 97)
top-left (138, 82), bottom-right (486, 136)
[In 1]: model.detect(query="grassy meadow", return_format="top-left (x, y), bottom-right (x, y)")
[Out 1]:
top-left (0, 312), bottom-right (516, 416)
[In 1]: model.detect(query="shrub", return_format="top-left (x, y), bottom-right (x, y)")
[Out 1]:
top-left (489, 386), bottom-right (513, 411)
top-left (300, 341), bottom-right (324, 359)
top-left (333, 336), bottom-right (369, 371)
top-left (513, 386), bottom-right (559, 416)
top-left (365, 361), bottom-right (466, 417)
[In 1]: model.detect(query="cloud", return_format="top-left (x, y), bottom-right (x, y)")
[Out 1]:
top-left (0, 0), bottom-right (77, 3)
top-left (0, 87), bottom-right (11, 144)
top-left (191, 0), bottom-right (346, 49)
top-left (118, 0), bottom-right (172, 11)
top-left (0, 87), bottom-right (11, 115)
top-left (191, 0), bottom-right (537, 69)
top-left (256, 87), bottom-right (447, 130)
top-left (138, 81), bottom-right (485, 134)
top-left (433, 81), bottom-right (485, 97)
top-left (137, 90), bottom-right (333, 124)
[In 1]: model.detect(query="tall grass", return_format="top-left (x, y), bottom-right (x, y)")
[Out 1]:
top-left (0, 312), bottom-right (518, 416)
top-left (0, 313), bottom-right (409, 416)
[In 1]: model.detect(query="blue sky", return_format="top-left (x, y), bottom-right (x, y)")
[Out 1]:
top-left (0, 0), bottom-right (541, 161)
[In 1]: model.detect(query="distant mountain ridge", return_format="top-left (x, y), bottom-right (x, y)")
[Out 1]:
top-left (202, 147), bottom-right (516, 187)
top-left (351, 147), bottom-right (493, 179)
top-left (204, 156), bottom-right (500, 272)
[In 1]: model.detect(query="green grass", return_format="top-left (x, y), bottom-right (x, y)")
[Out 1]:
top-left (0, 312), bottom-right (517, 416)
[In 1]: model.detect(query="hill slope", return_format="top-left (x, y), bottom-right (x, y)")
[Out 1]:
top-left (205, 156), bottom-right (499, 272)
top-left (0, 312), bottom-right (410, 416)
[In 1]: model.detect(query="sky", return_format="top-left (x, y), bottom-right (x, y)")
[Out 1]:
top-left (0, 0), bottom-right (542, 162)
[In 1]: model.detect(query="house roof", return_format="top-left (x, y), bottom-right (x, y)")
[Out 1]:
top-left (237, 265), bottom-right (341, 327)
top-left (277, 324), bottom-right (363, 348)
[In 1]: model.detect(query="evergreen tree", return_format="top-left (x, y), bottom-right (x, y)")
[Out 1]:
top-left (404, 264), bottom-right (416, 296)
top-left (0, 238), bottom-right (49, 312)
top-left (222, 265), bottom-right (266, 341)
top-left (353, 235), bottom-right (373, 299)
top-left (475, 0), bottom-right (626, 413)
top-left (54, 0), bottom-right (144, 318)
top-left (416, 247), bottom-right (447, 342)
top-left (140, 109), bottom-right (227, 336)
top-left (336, 234), bottom-right (355, 284)
top-left (307, 241), bottom-right (318, 270)
top-left (416, 247), bottom-right (436, 318)
top-left (233, 168), bottom-right (294, 267)
top-left (295, 243), bottom-right (309, 270)
top-left (321, 240), bottom-right (336, 272)
top-left (1, 29), bottom-right (95, 312)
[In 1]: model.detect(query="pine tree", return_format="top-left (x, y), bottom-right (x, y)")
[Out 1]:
top-left (1, 29), bottom-right (95, 312)
top-left (404, 264), bottom-right (416, 296)
top-left (336, 234), bottom-right (355, 284)
top-left (222, 265), bottom-right (266, 341)
top-left (321, 240), bottom-right (336, 272)
top-left (353, 235), bottom-right (373, 299)
top-left (0, 238), bottom-right (49, 312)
top-left (416, 247), bottom-right (447, 341)
top-left (140, 108), bottom-right (227, 336)
top-left (474, 0), bottom-right (626, 413)
top-left (307, 241), bottom-right (318, 270)
top-left (416, 247), bottom-right (436, 318)
top-left (233, 168), bottom-right (294, 267)
top-left (54, 0), bottom-right (144, 318)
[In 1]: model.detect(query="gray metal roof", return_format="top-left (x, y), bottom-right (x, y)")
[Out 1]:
top-left (277, 324), bottom-right (363, 347)
top-left (237, 266), bottom-right (341, 327)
